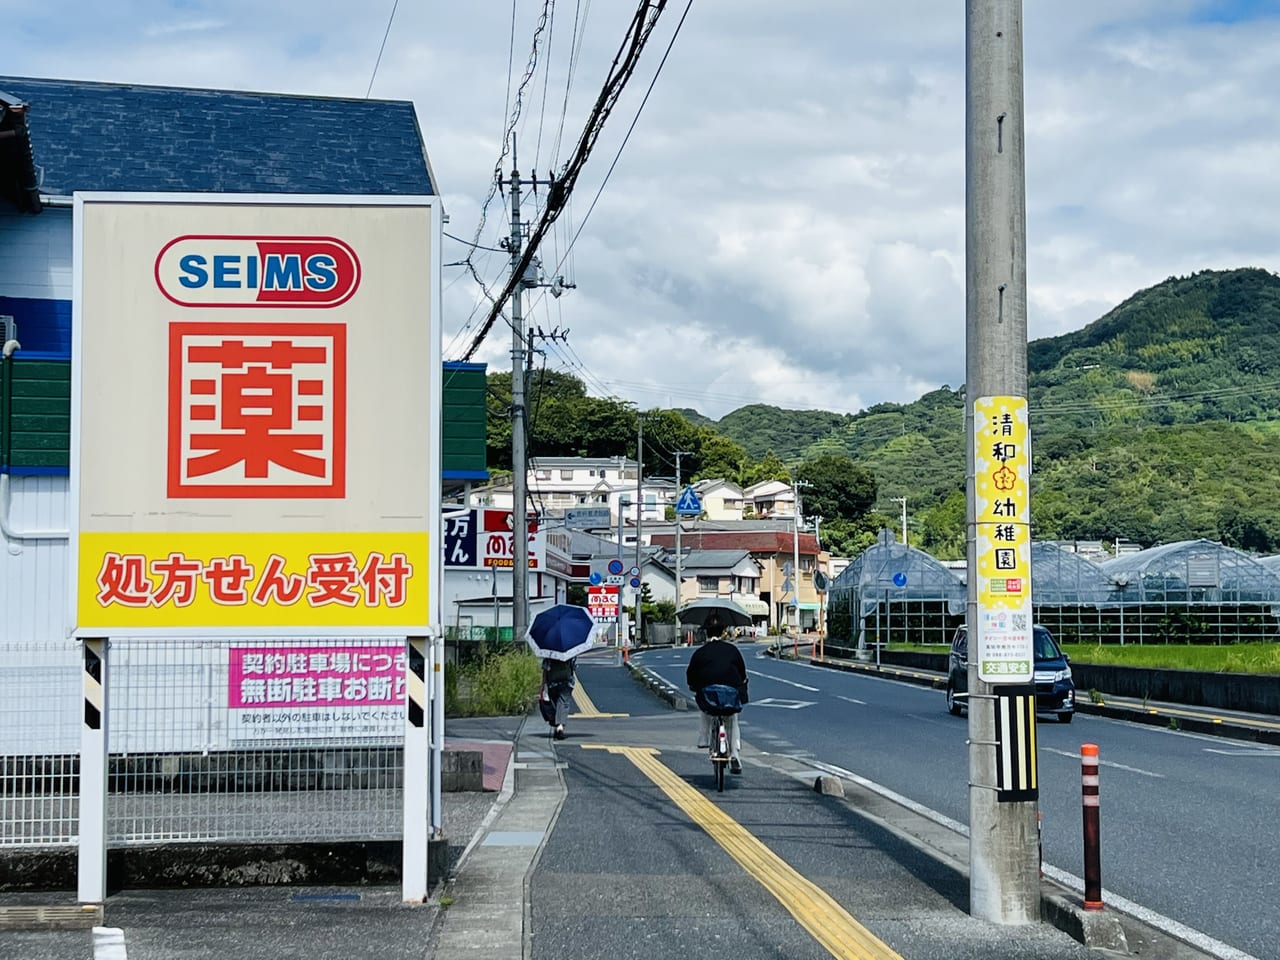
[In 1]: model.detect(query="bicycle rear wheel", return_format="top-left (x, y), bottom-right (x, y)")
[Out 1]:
top-left (715, 757), bottom-right (725, 792)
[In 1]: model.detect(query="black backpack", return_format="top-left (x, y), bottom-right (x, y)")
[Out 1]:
top-left (543, 658), bottom-right (575, 684)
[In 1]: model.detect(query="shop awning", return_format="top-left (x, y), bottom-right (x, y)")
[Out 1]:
top-left (731, 595), bottom-right (770, 616)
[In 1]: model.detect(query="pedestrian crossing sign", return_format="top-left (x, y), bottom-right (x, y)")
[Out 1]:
top-left (675, 485), bottom-right (702, 516)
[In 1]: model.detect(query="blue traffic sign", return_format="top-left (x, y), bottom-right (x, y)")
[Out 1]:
top-left (892, 571), bottom-right (908, 588)
top-left (589, 571), bottom-right (603, 586)
top-left (607, 558), bottom-right (624, 575)
top-left (674, 485), bottom-right (702, 516)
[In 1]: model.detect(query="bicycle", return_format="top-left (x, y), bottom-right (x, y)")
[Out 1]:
top-left (696, 683), bottom-right (742, 793)
top-left (709, 713), bottom-right (730, 792)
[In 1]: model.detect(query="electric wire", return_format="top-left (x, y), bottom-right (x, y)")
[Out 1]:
top-left (364, 0), bottom-right (401, 98)
top-left (460, 0), bottom-right (674, 361)
top-left (549, 0), bottom-right (693, 278)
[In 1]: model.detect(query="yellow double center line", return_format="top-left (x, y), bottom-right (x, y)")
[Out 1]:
top-left (583, 745), bottom-right (902, 960)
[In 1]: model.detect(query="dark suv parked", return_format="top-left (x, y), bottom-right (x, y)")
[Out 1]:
top-left (945, 625), bottom-right (1075, 723)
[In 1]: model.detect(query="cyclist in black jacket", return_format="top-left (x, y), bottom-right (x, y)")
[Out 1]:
top-left (686, 637), bottom-right (748, 774)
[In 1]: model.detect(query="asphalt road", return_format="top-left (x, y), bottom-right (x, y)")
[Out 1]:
top-left (532, 657), bottom-right (1103, 960)
top-left (635, 643), bottom-right (1279, 960)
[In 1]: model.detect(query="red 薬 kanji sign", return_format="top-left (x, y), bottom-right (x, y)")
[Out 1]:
top-left (167, 322), bottom-right (346, 498)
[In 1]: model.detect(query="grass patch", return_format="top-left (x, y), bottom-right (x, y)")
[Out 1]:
top-left (446, 648), bottom-right (542, 717)
top-left (887, 641), bottom-right (1280, 674)
top-left (1060, 642), bottom-right (1280, 675)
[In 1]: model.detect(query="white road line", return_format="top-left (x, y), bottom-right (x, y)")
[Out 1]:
top-left (93, 927), bottom-right (128, 959)
top-left (747, 669), bottom-right (819, 691)
top-left (836, 695), bottom-right (866, 705)
top-left (1041, 747), bottom-right (1164, 778)
top-left (1204, 747), bottom-right (1280, 757)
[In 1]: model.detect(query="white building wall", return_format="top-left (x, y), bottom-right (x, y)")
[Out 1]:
top-left (1, 474), bottom-right (72, 643)
top-left (0, 207), bottom-right (73, 298)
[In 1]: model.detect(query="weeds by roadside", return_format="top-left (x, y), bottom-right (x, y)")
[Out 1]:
top-left (445, 648), bottom-right (541, 717)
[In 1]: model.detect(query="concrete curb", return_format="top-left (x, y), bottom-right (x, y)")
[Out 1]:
top-left (626, 662), bottom-right (689, 710)
top-left (804, 653), bottom-right (1279, 746)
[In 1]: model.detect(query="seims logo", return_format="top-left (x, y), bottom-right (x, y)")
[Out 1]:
top-left (155, 236), bottom-right (361, 307)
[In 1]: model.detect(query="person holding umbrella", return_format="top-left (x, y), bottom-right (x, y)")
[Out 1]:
top-left (541, 656), bottom-right (576, 739)
top-left (686, 636), bottom-right (749, 774)
top-left (525, 604), bottom-right (601, 741)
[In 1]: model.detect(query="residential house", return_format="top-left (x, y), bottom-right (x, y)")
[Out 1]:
top-left (691, 479), bottom-right (745, 521)
top-left (743, 479), bottom-right (797, 518)
top-left (475, 456), bottom-right (674, 548)
top-left (665, 548), bottom-right (767, 618)
top-left (650, 527), bottom-right (826, 631)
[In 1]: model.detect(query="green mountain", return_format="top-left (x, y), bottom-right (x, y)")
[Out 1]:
top-left (689, 268), bottom-right (1280, 555)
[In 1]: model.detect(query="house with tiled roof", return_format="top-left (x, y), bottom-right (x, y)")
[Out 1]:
top-left (649, 527), bottom-right (827, 630)
top-left (660, 548), bottom-right (766, 616)
top-left (690, 478), bottom-right (745, 521)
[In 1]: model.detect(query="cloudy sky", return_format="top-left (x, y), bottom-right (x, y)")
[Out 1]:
top-left (8, 1), bottom-right (1280, 419)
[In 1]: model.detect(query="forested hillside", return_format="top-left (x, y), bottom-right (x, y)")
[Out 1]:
top-left (488, 268), bottom-right (1280, 558)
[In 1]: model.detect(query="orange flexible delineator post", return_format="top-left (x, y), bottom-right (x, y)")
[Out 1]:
top-left (1081, 743), bottom-right (1103, 910)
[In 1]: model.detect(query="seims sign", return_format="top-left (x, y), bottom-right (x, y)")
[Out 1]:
top-left (73, 195), bottom-right (438, 638)
top-left (155, 235), bottom-right (362, 307)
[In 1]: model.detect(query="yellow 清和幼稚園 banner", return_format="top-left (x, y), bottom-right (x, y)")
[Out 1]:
top-left (76, 531), bottom-right (430, 632)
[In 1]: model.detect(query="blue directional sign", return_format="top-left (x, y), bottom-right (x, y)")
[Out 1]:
top-left (589, 571), bottom-right (603, 586)
top-left (892, 571), bottom-right (908, 588)
top-left (674, 485), bottom-right (702, 516)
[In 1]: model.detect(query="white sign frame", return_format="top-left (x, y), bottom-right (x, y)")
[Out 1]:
top-left (69, 193), bottom-right (442, 639)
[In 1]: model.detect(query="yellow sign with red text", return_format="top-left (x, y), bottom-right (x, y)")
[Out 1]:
top-left (77, 532), bottom-right (429, 632)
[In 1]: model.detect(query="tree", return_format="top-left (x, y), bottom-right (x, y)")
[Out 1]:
top-left (794, 455), bottom-right (877, 522)
top-left (743, 451), bottom-right (791, 486)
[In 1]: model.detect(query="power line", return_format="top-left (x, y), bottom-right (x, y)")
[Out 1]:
top-left (365, 0), bottom-right (401, 98)
top-left (460, 0), bottom-right (675, 361)
top-left (552, 0), bottom-right (694, 277)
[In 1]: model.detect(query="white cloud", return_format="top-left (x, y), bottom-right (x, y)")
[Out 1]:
top-left (7, 0), bottom-right (1280, 419)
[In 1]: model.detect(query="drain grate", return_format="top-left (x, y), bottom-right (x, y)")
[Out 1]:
top-left (0, 903), bottom-right (103, 930)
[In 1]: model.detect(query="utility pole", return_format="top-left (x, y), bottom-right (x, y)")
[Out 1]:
top-left (633, 412), bottom-right (644, 644)
top-left (673, 451), bottom-right (690, 614)
top-left (502, 141), bottom-right (554, 646)
top-left (890, 496), bottom-right (908, 546)
top-left (792, 482), bottom-right (805, 634)
top-left (966, 0), bottom-right (1039, 924)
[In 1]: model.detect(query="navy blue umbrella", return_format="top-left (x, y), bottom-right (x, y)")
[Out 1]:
top-left (525, 604), bottom-right (602, 661)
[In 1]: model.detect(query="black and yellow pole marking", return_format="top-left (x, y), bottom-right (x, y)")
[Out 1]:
top-left (994, 685), bottom-right (1038, 802)
top-left (407, 637), bottom-right (427, 728)
top-left (83, 638), bottom-right (105, 730)
top-left (582, 745), bottom-right (904, 960)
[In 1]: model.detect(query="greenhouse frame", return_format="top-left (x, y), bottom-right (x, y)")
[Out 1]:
top-left (825, 535), bottom-right (1280, 650)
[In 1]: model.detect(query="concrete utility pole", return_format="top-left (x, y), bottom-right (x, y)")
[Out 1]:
top-left (966, 0), bottom-right (1039, 924)
top-left (503, 141), bottom-right (554, 646)
top-left (674, 451), bottom-right (690, 611)
top-left (792, 482), bottom-right (805, 633)
top-left (633, 412), bottom-right (644, 642)
top-left (507, 150), bottom-right (529, 648)
top-left (890, 496), bottom-right (908, 546)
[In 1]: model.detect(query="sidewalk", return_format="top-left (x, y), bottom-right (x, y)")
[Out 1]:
top-left (430, 657), bottom-right (1219, 960)
top-left (2, 659), bottom-right (1234, 960)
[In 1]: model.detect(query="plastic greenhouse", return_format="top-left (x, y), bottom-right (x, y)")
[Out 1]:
top-left (825, 530), bottom-right (966, 655)
top-left (1094, 540), bottom-right (1280, 644)
top-left (1029, 541), bottom-right (1118, 645)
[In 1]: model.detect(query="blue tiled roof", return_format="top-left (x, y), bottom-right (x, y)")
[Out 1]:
top-left (0, 76), bottom-right (434, 197)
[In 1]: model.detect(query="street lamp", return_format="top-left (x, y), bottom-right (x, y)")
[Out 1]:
top-left (889, 496), bottom-right (908, 546)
